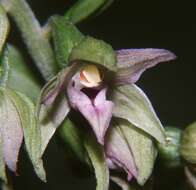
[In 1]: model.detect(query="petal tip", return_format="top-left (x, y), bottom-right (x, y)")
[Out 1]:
top-left (160, 49), bottom-right (177, 61)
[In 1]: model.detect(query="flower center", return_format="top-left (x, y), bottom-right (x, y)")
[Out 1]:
top-left (80, 65), bottom-right (103, 88)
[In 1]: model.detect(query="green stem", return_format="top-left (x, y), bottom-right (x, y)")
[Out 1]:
top-left (0, 0), bottom-right (58, 80)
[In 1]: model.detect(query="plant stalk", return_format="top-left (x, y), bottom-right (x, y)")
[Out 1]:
top-left (0, 0), bottom-right (58, 80)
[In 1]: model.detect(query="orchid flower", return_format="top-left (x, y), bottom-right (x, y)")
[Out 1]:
top-left (38, 36), bottom-right (176, 186)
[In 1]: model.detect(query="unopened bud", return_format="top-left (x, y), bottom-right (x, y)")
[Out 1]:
top-left (158, 127), bottom-right (182, 168)
top-left (180, 122), bottom-right (196, 164)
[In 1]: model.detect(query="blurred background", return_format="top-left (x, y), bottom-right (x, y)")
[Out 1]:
top-left (8, 0), bottom-right (196, 189)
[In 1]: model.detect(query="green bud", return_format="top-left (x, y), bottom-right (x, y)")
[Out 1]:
top-left (158, 127), bottom-right (182, 168)
top-left (181, 122), bottom-right (196, 164)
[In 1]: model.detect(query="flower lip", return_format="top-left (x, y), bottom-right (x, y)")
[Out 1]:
top-left (81, 87), bottom-right (100, 102)
top-left (79, 65), bottom-right (103, 88)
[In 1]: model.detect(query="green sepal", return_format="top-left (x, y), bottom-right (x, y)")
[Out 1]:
top-left (69, 36), bottom-right (117, 71)
top-left (64, 0), bottom-right (109, 24)
top-left (36, 63), bottom-right (81, 156)
top-left (85, 134), bottom-right (109, 190)
top-left (158, 127), bottom-right (182, 168)
top-left (119, 120), bottom-right (157, 185)
top-left (112, 84), bottom-right (166, 144)
top-left (51, 16), bottom-right (84, 68)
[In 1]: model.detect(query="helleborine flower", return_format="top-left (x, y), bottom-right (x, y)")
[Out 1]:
top-left (38, 36), bottom-right (176, 184)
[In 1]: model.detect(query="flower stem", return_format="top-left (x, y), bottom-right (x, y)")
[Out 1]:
top-left (0, 0), bottom-right (58, 80)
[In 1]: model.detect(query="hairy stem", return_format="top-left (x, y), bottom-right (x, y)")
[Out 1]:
top-left (0, 0), bottom-right (58, 80)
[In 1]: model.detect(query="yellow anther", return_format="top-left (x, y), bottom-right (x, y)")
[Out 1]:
top-left (80, 65), bottom-right (102, 88)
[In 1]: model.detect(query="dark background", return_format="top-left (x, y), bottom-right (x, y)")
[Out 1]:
top-left (9, 0), bottom-right (196, 189)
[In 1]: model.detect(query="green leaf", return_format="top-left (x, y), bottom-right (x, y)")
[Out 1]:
top-left (59, 118), bottom-right (86, 163)
top-left (0, 45), bottom-right (41, 101)
top-left (69, 36), bottom-right (117, 71)
top-left (0, 5), bottom-right (9, 54)
top-left (85, 135), bottom-right (109, 190)
top-left (93, 0), bottom-right (114, 17)
top-left (64, 0), bottom-right (108, 24)
top-left (4, 88), bottom-right (46, 181)
top-left (112, 84), bottom-right (166, 144)
top-left (51, 16), bottom-right (84, 68)
top-left (119, 120), bottom-right (157, 185)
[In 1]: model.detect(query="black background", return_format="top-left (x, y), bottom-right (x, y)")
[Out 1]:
top-left (9, 0), bottom-right (196, 189)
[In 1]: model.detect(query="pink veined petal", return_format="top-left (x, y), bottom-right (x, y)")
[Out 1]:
top-left (67, 80), bottom-right (114, 144)
top-left (105, 126), bottom-right (138, 180)
top-left (115, 48), bottom-right (176, 84)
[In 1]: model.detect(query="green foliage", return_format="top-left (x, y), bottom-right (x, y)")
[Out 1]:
top-left (51, 16), bottom-right (84, 68)
top-left (64, 0), bottom-right (112, 24)
top-left (95, 0), bottom-right (114, 16)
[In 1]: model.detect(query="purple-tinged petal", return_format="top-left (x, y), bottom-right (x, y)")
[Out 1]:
top-left (41, 63), bottom-right (79, 106)
top-left (105, 124), bottom-right (138, 180)
top-left (115, 49), bottom-right (176, 84)
top-left (67, 80), bottom-right (114, 144)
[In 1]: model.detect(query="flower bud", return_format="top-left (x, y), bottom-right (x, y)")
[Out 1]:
top-left (157, 127), bottom-right (182, 168)
top-left (180, 122), bottom-right (196, 164)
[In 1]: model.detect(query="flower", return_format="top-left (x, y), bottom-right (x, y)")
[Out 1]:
top-left (38, 36), bottom-right (176, 184)
top-left (67, 65), bottom-right (114, 145)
